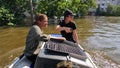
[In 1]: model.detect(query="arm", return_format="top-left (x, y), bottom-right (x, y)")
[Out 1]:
top-left (56, 25), bottom-right (72, 33)
top-left (50, 36), bottom-right (66, 41)
top-left (56, 25), bottom-right (64, 32)
top-left (35, 24), bottom-right (66, 42)
top-left (37, 33), bottom-right (66, 42)
top-left (73, 29), bottom-right (79, 44)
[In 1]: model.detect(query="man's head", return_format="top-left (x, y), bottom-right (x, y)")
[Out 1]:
top-left (64, 9), bottom-right (75, 22)
top-left (64, 9), bottom-right (75, 18)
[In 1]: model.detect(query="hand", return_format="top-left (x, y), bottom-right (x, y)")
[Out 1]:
top-left (63, 27), bottom-right (72, 33)
top-left (60, 37), bottom-right (66, 41)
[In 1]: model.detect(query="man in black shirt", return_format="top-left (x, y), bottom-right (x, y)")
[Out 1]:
top-left (56, 9), bottom-right (79, 44)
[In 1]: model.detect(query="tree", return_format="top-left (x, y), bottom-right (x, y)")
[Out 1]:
top-left (0, 0), bottom-right (97, 25)
top-left (0, 6), bottom-right (15, 26)
top-left (36, 0), bottom-right (69, 18)
top-left (36, 0), bottom-right (97, 17)
top-left (107, 4), bottom-right (120, 16)
top-left (78, 0), bottom-right (97, 16)
top-left (0, 0), bottom-right (29, 25)
top-left (107, 4), bottom-right (114, 16)
top-left (116, 5), bottom-right (120, 16)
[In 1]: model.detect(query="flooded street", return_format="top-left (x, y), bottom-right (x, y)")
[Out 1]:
top-left (0, 16), bottom-right (120, 68)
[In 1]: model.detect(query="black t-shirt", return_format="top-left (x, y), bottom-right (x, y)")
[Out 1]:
top-left (58, 20), bottom-right (76, 43)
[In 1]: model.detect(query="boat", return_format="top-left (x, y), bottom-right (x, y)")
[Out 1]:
top-left (8, 34), bottom-right (97, 68)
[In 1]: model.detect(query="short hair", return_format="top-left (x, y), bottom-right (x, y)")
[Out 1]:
top-left (64, 9), bottom-right (75, 18)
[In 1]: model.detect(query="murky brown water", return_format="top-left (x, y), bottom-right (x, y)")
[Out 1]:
top-left (0, 16), bottom-right (120, 68)
top-left (75, 16), bottom-right (120, 68)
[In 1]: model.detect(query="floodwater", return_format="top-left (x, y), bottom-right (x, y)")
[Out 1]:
top-left (0, 16), bottom-right (120, 68)
top-left (75, 16), bottom-right (120, 68)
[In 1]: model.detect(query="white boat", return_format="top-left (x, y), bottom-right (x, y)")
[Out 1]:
top-left (8, 34), bottom-right (97, 68)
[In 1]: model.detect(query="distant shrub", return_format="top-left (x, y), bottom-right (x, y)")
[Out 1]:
top-left (0, 7), bottom-right (15, 26)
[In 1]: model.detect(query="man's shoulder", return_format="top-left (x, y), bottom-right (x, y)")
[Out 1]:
top-left (70, 21), bottom-right (75, 24)
top-left (59, 20), bottom-right (64, 23)
top-left (58, 20), bottom-right (65, 25)
top-left (68, 21), bottom-right (75, 26)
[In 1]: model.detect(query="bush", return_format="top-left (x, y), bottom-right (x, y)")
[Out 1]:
top-left (0, 7), bottom-right (15, 26)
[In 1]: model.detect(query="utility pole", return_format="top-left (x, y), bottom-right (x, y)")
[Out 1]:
top-left (29, 0), bottom-right (34, 25)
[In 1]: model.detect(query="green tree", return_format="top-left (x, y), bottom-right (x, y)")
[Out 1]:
top-left (36, 0), bottom-right (69, 18)
top-left (0, 0), bottom-right (29, 25)
top-left (36, 0), bottom-right (97, 17)
top-left (0, 0), bottom-right (97, 25)
top-left (116, 5), bottom-right (120, 16)
top-left (0, 7), bottom-right (15, 26)
top-left (107, 4), bottom-right (120, 16)
top-left (78, 0), bottom-right (97, 16)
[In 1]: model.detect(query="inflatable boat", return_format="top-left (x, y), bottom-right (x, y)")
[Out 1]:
top-left (8, 34), bottom-right (97, 68)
